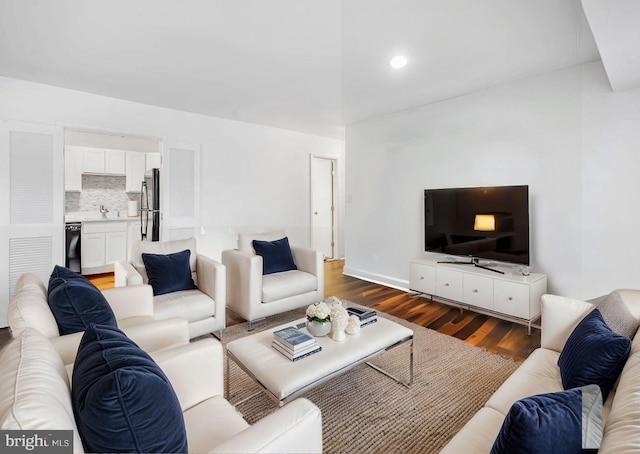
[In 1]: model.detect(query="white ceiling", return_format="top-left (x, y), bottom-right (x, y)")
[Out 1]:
top-left (0, 0), bottom-right (636, 139)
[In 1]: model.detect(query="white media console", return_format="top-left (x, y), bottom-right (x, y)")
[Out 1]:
top-left (409, 258), bottom-right (547, 334)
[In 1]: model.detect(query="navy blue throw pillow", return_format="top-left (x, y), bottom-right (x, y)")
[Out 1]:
top-left (142, 249), bottom-right (197, 296)
top-left (47, 265), bottom-right (116, 335)
top-left (558, 309), bottom-right (631, 401)
top-left (253, 237), bottom-right (298, 275)
top-left (72, 324), bottom-right (188, 454)
top-left (491, 388), bottom-right (586, 454)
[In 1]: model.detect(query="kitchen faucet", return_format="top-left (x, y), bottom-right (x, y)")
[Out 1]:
top-left (100, 205), bottom-right (109, 218)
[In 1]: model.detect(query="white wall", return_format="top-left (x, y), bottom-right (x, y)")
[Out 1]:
top-left (344, 61), bottom-right (640, 299)
top-left (0, 76), bottom-right (345, 262)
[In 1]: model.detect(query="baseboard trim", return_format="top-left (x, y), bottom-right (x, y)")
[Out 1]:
top-left (342, 266), bottom-right (409, 292)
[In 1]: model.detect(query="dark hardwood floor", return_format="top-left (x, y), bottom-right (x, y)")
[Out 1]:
top-left (1, 260), bottom-right (540, 362)
top-left (323, 259), bottom-right (540, 362)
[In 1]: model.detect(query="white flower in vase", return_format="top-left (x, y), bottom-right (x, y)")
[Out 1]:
top-left (306, 301), bottom-right (332, 337)
top-left (306, 301), bottom-right (331, 323)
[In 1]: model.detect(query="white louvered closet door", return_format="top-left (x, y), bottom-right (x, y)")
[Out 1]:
top-left (160, 140), bottom-right (201, 241)
top-left (0, 121), bottom-right (64, 327)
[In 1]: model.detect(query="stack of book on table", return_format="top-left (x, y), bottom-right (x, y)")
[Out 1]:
top-left (272, 326), bottom-right (322, 361)
top-left (346, 306), bottom-right (378, 327)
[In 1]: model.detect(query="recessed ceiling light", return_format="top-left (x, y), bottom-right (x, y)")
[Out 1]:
top-left (389, 55), bottom-right (408, 69)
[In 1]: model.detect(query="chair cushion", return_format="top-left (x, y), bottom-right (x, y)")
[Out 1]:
top-left (490, 384), bottom-right (603, 454)
top-left (47, 265), bottom-right (117, 335)
top-left (238, 229), bottom-right (286, 254)
top-left (253, 237), bottom-right (298, 275)
top-left (7, 273), bottom-right (59, 338)
top-left (153, 289), bottom-right (216, 322)
top-left (558, 309), bottom-right (631, 401)
top-left (182, 396), bottom-right (250, 454)
top-left (0, 327), bottom-right (83, 453)
top-left (262, 270), bottom-right (318, 303)
top-left (485, 348), bottom-right (563, 415)
top-left (142, 249), bottom-right (197, 296)
top-left (72, 324), bottom-right (187, 454)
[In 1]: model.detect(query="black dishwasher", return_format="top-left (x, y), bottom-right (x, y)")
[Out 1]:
top-left (65, 222), bottom-right (82, 273)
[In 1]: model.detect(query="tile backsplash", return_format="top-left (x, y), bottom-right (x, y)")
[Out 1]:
top-left (66, 174), bottom-right (140, 213)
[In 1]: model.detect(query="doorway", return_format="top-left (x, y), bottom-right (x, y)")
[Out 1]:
top-left (310, 156), bottom-right (337, 259)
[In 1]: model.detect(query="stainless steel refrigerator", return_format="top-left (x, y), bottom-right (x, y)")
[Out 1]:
top-left (140, 168), bottom-right (160, 241)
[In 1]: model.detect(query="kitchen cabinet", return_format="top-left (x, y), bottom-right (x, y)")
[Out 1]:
top-left (126, 152), bottom-right (146, 192)
top-left (105, 150), bottom-right (126, 174)
top-left (81, 232), bottom-right (106, 270)
top-left (105, 230), bottom-right (127, 264)
top-left (146, 152), bottom-right (161, 171)
top-left (126, 152), bottom-right (160, 192)
top-left (64, 147), bottom-right (84, 192)
top-left (83, 149), bottom-right (105, 174)
top-left (82, 148), bottom-right (126, 175)
top-left (81, 221), bottom-right (128, 274)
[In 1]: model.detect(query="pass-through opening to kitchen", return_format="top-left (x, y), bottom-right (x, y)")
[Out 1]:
top-left (63, 129), bottom-right (162, 276)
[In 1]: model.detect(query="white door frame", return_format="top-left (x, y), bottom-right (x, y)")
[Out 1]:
top-left (310, 154), bottom-right (338, 259)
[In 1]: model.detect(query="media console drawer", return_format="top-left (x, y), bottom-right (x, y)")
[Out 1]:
top-left (409, 259), bottom-right (547, 334)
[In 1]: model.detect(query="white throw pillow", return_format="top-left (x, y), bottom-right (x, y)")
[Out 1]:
top-left (540, 294), bottom-right (594, 353)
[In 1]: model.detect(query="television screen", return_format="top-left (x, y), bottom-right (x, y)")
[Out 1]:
top-left (424, 185), bottom-right (529, 266)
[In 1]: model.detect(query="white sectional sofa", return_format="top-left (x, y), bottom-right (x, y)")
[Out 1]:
top-left (0, 327), bottom-right (323, 453)
top-left (441, 290), bottom-right (640, 453)
top-left (7, 272), bottom-right (189, 365)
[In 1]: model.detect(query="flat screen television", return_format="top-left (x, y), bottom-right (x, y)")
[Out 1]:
top-left (424, 185), bottom-right (530, 266)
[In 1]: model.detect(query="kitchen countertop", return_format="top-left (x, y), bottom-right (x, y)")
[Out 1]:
top-left (65, 211), bottom-right (141, 223)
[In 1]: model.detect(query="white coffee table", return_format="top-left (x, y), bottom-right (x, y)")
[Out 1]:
top-left (226, 313), bottom-right (414, 406)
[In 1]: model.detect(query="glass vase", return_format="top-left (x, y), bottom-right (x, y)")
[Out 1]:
top-left (306, 319), bottom-right (331, 337)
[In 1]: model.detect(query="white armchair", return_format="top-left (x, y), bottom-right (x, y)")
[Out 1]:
top-left (115, 238), bottom-right (225, 339)
top-left (221, 230), bottom-right (324, 329)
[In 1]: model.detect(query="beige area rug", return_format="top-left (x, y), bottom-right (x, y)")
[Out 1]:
top-left (220, 309), bottom-right (519, 454)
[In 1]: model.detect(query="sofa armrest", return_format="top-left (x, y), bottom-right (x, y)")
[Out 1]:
top-left (210, 398), bottom-right (322, 454)
top-left (114, 260), bottom-right (143, 287)
top-left (50, 332), bottom-right (84, 365)
top-left (151, 338), bottom-right (225, 412)
top-left (102, 284), bottom-right (154, 319)
top-left (291, 247), bottom-right (324, 300)
top-left (196, 254), bottom-right (226, 327)
top-left (51, 317), bottom-right (189, 366)
top-left (221, 249), bottom-right (263, 321)
top-left (122, 317), bottom-right (189, 353)
top-left (541, 294), bottom-right (594, 352)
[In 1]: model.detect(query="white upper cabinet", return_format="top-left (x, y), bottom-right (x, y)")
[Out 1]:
top-left (83, 148), bottom-right (105, 173)
top-left (105, 150), bottom-right (126, 174)
top-left (64, 146), bottom-right (84, 192)
top-left (125, 151), bottom-right (146, 192)
top-left (146, 152), bottom-right (161, 171)
top-left (82, 148), bottom-right (126, 175)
